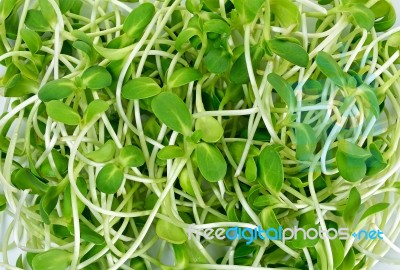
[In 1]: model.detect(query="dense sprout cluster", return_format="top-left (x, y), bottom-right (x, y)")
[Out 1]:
top-left (0, 0), bottom-right (400, 269)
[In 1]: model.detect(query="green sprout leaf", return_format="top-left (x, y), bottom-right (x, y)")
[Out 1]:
top-left (360, 203), bottom-right (389, 221)
top-left (204, 48), bottom-right (231, 74)
top-left (168, 67), bottom-right (202, 88)
top-left (85, 140), bottom-right (116, 163)
top-left (157, 145), bottom-right (185, 160)
top-left (257, 146), bottom-right (283, 194)
top-left (316, 51), bottom-right (347, 88)
top-left (292, 123), bottom-right (317, 161)
top-left (21, 28), bottom-right (42, 54)
top-left (270, 0), bottom-right (301, 29)
top-left (11, 168), bottom-right (48, 194)
top-left (32, 250), bottom-right (72, 270)
top-left (336, 140), bottom-right (371, 182)
top-left (81, 66), bottom-right (112, 90)
top-left (25, 10), bottom-right (51, 32)
top-left (122, 77), bottom-right (161, 100)
top-left (195, 116), bottom-right (224, 143)
top-left (233, 0), bottom-right (265, 24)
top-left (118, 145), bottom-right (145, 168)
top-left (123, 3), bottom-right (155, 39)
top-left (196, 143), bottom-right (227, 182)
top-left (96, 164), bottom-right (124, 194)
top-left (46, 100), bottom-right (81, 125)
top-left (151, 92), bottom-right (192, 136)
top-left (267, 73), bottom-right (296, 113)
top-left (156, 219), bottom-right (188, 244)
top-left (347, 4), bottom-right (375, 30)
top-left (0, 194), bottom-right (6, 212)
top-left (63, 177), bottom-right (87, 219)
top-left (5, 74), bottom-right (38, 97)
top-left (38, 78), bottom-right (75, 102)
top-left (40, 185), bottom-right (62, 224)
top-left (83, 99), bottom-right (109, 124)
top-left (343, 187), bottom-right (361, 227)
top-left (268, 39), bottom-right (309, 67)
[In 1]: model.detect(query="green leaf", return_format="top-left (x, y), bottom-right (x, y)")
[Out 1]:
top-left (156, 219), bottom-right (187, 244)
top-left (59, 0), bottom-right (77, 13)
top-left (229, 45), bottom-right (264, 85)
top-left (371, 1), bottom-right (395, 32)
top-left (267, 73), bottom-right (296, 112)
top-left (11, 168), bottom-right (48, 194)
top-left (69, 223), bottom-right (104, 245)
top-left (257, 146), bottom-right (283, 194)
top-left (186, 0), bottom-right (203, 13)
top-left (196, 143), bottom-right (227, 182)
top-left (46, 100), bottom-right (81, 125)
top-left (292, 123), bottom-right (317, 161)
top-left (178, 168), bottom-right (200, 197)
top-left (118, 145), bottom-right (145, 168)
top-left (93, 44), bottom-right (133, 60)
top-left (0, 0), bottom-right (15, 22)
top-left (39, 0), bottom-right (57, 27)
top-left (233, 0), bottom-right (264, 24)
top-left (316, 52), bottom-right (347, 87)
top-left (63, 177), bottom-right (87, 219)
top-left (123, 3), bottom-right (155, 39)
top-left (204, 48), bottom-right (231, 74)
top-left (38, 78), bottom-right (75, 101)
top-left (157, 145), bottom-right (185, 160)
top-left (82, 66), bottom-right (112, 90)
top-left (360, 203), bottom-right (389, 221)
top-left (25, 10), bottom-right (51, 32)
top-left (168, 67), bottom-right (202, 88)
top-left (303, 79), bottom-right (323, 95)
top-left (356, 84), bottom-right (379, 119)
top-left (39, 149), bottom-right (68, 178)
top-left (40, 185), bottom-right (62, 224)
top-left (259, 207), bottom-right (280, 229)
top-left (330, 237), bottom-right (345, 268)
top-left (336, 140), bottom-right (370, 182)
top-left (338, 139), bottom-right (371, 159)
top-left (338, 248), bottom-right (356, 270)
top-left (195, 116), bottom-right (223, 143)
top-left (204, 19), bottom-right (231, 36)
top-left (0, 194), bottom-right (7, 212)
top-left (252, 194), bottom-right (279, 208)
top-left (234, 244), bottom-right (256, 259)
top-left (151, 92), bottom-right (192, 136)
top-left (122, 77), bottom-right (161, 100)
top-left (343, 187), bottom-right (361, 226)
top-left (268, 39), bottom-right (309, 67)
top-left (21, 28), bottom-right (42, 54)
top-left (96, 164), bottom-right (124, 194)
top-left (245, 157), bottom-right (257, 182)
top-left (270, 0), bottom-right (301, 29)
top-left (130, 257), bottom-right (148, 270)
top-left (336, 151), bottom-right (367, 182)
top-left (365, 143), bottom-right (387, 176)
top-left (83, 99), bottom-right (109, 124)
top-left (347, 4), bottom-right (375, 30)
top-left (291, 225), bottom-right (319, 248)
top-left (32, 250), bottom-right (72, 270)
top-left (228, 142), bottom-right (260, 164)
top-left (175, 27), bottom-right (202, 52)
top-left (5, 74), bottom-right (39, 97)
top-left (85, 140), bottom-right (116, 163)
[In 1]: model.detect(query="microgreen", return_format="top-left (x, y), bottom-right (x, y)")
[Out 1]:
top-left (1, 0), bottom-right (400, 269)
